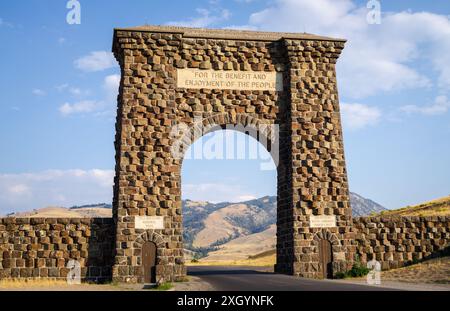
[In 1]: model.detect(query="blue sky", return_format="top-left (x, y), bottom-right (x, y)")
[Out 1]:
top-left (0, 0), bottom-right (449, 214)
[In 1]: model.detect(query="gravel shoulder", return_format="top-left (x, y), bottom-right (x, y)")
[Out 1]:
top-left (333, 257), bottom-right (450, 291)
top-left (172, 275), bottom-right (214, 291)
top-left (332, 279), bottom-right (450, 291)
top-left (0, 277), bottom-right (213, 291)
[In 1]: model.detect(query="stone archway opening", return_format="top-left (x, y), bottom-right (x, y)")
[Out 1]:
top-left (180, 128), bottom-right (277, 266)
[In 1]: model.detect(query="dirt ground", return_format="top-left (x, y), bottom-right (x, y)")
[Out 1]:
top-left (336, 256), bottom-right (450, 291)
top-left (0, 276), bottom-right (212, 291)
top-left (187, 255), bottom-right (275, 267)
top-left (380, 256), bottom-right (449, 284)
top-left (0, 258), bottom-right (448, 291)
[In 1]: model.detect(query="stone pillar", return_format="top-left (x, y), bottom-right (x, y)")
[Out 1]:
top-left (111, 31), bottom-right (186, 283)
top-left (276, 39), bottom-right (355, 277)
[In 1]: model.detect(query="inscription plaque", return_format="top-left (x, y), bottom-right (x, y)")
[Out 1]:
top-left (135, 216), bottom-right (165, 230)
top-left (309, 215), bottom-right (337, 228)
top-left (177, 69), bottom-right (283, 91)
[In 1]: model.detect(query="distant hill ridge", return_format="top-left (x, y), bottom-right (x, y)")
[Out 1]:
top-left (6, 205), bottom-right (113, 218)
top-left (182, 192), bottom-right (386, 254)
top-left (373, 195), bottom-right (450, 217)
top-left (5, 193), bottom-right (449, 263)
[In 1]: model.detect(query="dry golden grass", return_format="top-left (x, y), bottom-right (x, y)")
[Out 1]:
top-left (380, 257), bottom-right (450, 284)
top-left (194, 225), bottom-right (276, 262)
top-left (376, 195), bottom-right (450, 217)
top-left (248, 249), bottom-right (276, 260)
top-left (0, 278), bottom-right (70, 289)
top-left (10, 206), bottom-right (112, 218)
top-left (192, 204), bottom-right (250, 248)
top-left (187, 253), bottom-right (276, 267)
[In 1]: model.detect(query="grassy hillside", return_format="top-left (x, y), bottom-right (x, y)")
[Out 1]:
top-left (192, 202), bottom-right (275, 248)
top-left (184, 194), bottom-right (383, 253)
top-left (376, 195), bottom-right (450, 217)
top-left (7, 205), bottom-right (112, 218)
top-left (188, 248), bottom-right (276, 267)
top-left (198, 225), bottom-right (276, 262)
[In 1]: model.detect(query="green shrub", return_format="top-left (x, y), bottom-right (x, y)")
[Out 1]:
top-left (347, 263), bottom-right (370, 277)
top-left (335, 261), bottom-right (370, 279)
top-left (334, 272), bottom-right (347, 279)
top-left (153, 282), bottom-right (173, 291)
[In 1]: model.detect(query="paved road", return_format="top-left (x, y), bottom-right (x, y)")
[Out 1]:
top-left (187, 266), bottom-right (398, 291)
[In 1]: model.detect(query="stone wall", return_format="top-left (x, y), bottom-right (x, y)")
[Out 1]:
top-left (0, 215), bottom-right (448, 281)
top-left (353, 216), bottom-right (450, 269)
top-left (0, 218), bottom-right (114, 281)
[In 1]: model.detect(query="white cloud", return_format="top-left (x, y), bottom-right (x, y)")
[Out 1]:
top-left (90, 169), bottom-right (115, 187)
top-left (236, 195), bottom-right (257, 201)
top-left (183, 182), bottom-right (258, 203)
top-left (341, 102), bottom-right (381, 130)
top-left (32, 89), bottom-right (46, 96)
top-left (7, 184), bottom-right (30, 195)
top-left (56, 83), bottom-right (69, 92)
top-left (243, 0), bottom-right (450, 98)
top-left (167, 8), bottom-right (231, 28)
top-left (103, 74), bottom-right (120, 98)
top-left (224, 25), bottom-right (258, 31)
top-left (74, 51), bottom-right (117, 72)
top-left (59, 100), bottom-right (103, 116)
top-left (56, 84), bottom-right (90, 97)
top-left (400, 95), bottom-right (450, 116)
top-left (55, 75), bottom-right (119, 117)
top-left (0, 17), bottom-right (13, 28)
top-left (0, 169), bottom-right (114, 214)
top-left (68, 87), bottom-right (82, 96)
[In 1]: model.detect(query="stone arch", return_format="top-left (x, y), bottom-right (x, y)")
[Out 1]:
top-left (311, 229), bottom-right (341, 247)
top-left (201, 112), bottom-right (277, 141)
top-left (133, 230), bottom-right (166, 249)
top-left (173, 111), bottom-right (278, 164)
top-left (112, 25), bottom-right (354, 282)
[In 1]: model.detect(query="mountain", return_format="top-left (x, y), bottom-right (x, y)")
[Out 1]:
top-left (182, 193), bottom-right (386, 257)
top-left (349, 192), bottom-right (387, 217)
top-left (201, 224), bottom-right (276, 262)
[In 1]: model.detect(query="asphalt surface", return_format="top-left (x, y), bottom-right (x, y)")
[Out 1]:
top-left (188, 266), bottom-right (399, 291)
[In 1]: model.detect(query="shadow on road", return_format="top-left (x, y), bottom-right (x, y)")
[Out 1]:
top-left (186, 266), bottom-right (401, 291)
top-left (188, 268), bottom-right (272, 276)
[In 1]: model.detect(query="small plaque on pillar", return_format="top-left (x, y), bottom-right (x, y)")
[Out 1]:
top-left (309, 215), bottom-right (336, 228)
top-left (135, 216), bottom-right (165, 230)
